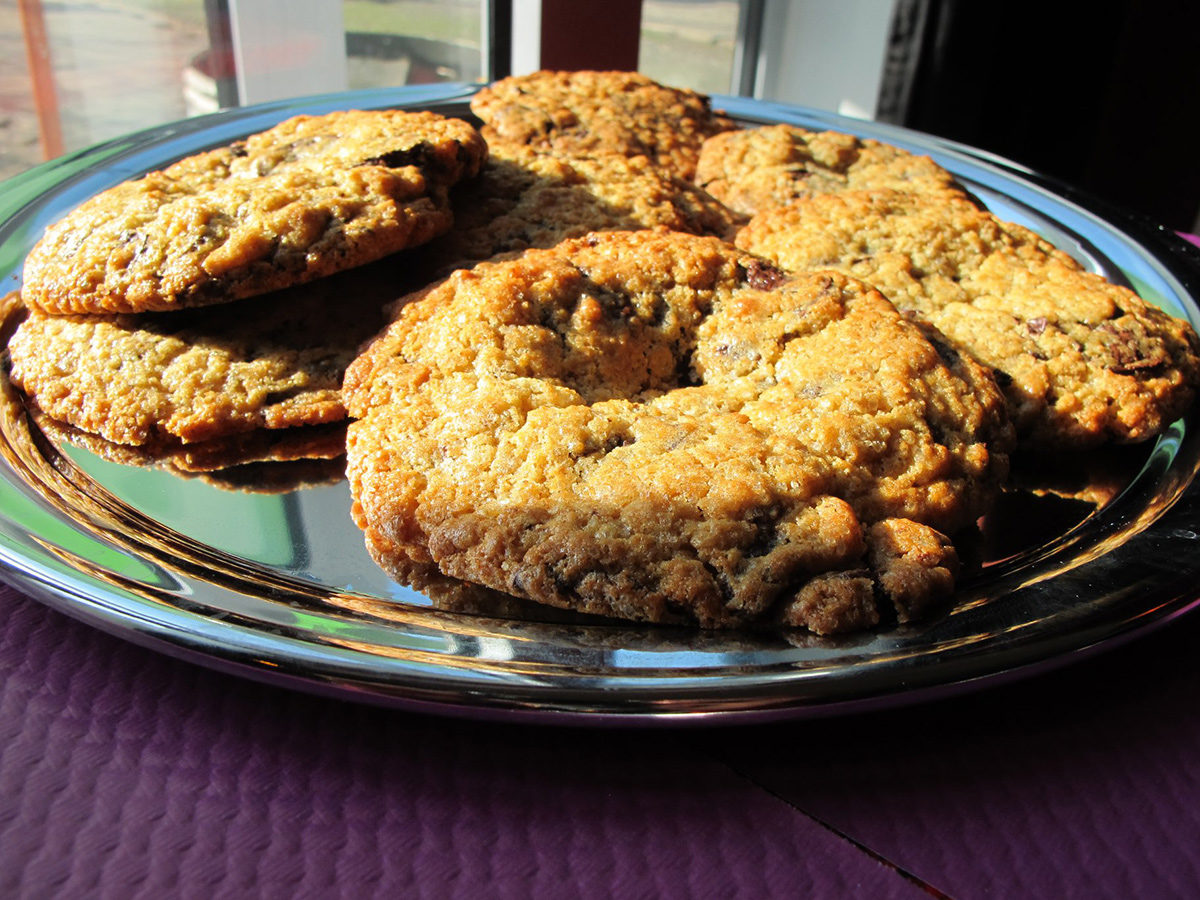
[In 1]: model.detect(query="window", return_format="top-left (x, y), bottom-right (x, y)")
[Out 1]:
top-left (5, 0), bottom-right (491, 180)
top-left (637, 0), bottom-right (741, 96)
top-left (4, 0), bottom-right (901, 184)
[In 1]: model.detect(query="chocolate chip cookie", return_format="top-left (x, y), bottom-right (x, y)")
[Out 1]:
top-left (735, 189), bottom-right (1200, 447)
top-left (8, 259), bottom-right (403, 461)
top-left (21, 109), bottom-right (487, 315)
top-left (344, 230), bottom-right (1013, 632)
top-left (695, 123), bottom-right (967, 217)
top-left (469, 70), bottom-right (736, 180)
top-left (429, 145), bottom-right (740, 269)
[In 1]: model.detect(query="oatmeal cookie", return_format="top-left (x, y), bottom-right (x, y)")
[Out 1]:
top-left (344, 231), bottom-right (1013, 632)
top-left (695, 123), bottom-right (967, 217)
top-left (29, 409), bottom-right (347, 474)
top-left (21, 109), bottom-right (487, 315)
top-left (735, 189), bottom-right (1200, 447)
top-left (430, 145), bottom-right (739, 269)
top-left (469, 70), bottom-right (736, 179)
top-left (8, 260), bottom-right (401, 456)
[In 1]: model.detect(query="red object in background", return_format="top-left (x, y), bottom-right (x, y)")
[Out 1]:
top-left (17, 0), bottom-right (63, 161)
top-left (538, 0), bottom-right (643, 72)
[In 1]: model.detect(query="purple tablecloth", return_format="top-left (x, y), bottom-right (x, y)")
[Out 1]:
top-left (3, 578), bottom-right (1200, 898)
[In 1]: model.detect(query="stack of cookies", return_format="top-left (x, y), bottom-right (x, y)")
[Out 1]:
top-left (5, 71), bottom-right (1198, 635)
top-left (5, 109), bottom-right (487, 474)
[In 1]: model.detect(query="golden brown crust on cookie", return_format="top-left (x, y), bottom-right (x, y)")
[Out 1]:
top-left (21, 110), bottom-right (487, 314)
top-left (29, 409), bottom-right (347, 473)
top-left (429, 146), bottom-right (740, 269)
top-left (735, 188), bottom-right (1200, 447)
top-left (469, 70), bottom-right (736, 179)
top-left (344, 230), bottom-right (1013, 631)
top-left (695, 123), bottom-right (966, 217)
top-left (9, 260), bottom-right (401, 450)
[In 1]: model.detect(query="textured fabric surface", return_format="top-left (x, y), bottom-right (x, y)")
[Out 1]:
top-left (4, 576), bottom-right (1200, 898)
top-left (0, 583), bottom-right (929, 899)
top-left (709, 613), bottom-right (1200, 898)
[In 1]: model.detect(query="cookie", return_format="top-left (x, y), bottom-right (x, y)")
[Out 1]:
top-left (735, 189), bottom-right (1200, 447)
top-left (29, 410), bottom-right (347, 474)
top-left (344, 231), bottom-right (1013, 633)
top-left (8, 258), bottom-right (404, 458)
top-left (695, 123), bottom-right (966, 217)
top-left (429, 145), bottom-right (740, 269)
top-left (21, 109), bottom-right (487, 314)
top-left (469, 70), bottom-right (736, 179)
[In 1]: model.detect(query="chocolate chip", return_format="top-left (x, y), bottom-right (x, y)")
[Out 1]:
top-left (744, 506), bottom-right (783, 558)
top-left (360, 141), bottom-right (434, 170)
top-left (1096, 322), bottom-right (1169, 373)
top-left (701, 561), bottom-right (735, 603)
top-left (740, 259), bottom-right (787, 290)
top-left (928, 336), bottom-right (961, 366)
top-left (1111, 357), bottom-right (1163, 374)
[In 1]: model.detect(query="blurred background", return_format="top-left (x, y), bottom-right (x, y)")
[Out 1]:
top-left (4, 0), bottom-right (1197, 230)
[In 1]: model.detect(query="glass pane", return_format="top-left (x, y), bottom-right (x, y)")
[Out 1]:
top-left (637, 0), bottom-right (739, 96)
top-left (0, 0), bottom-right (485, 182)
top-left (2, 1), bottom-right (42, 180)
top-left (4, 0), bottom-right (210, 177)
top-left (342, 0), bottom-right (483, 89)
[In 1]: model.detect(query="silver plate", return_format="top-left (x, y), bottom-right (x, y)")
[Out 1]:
top-left (2, 84), bottom-right (1200, 725)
